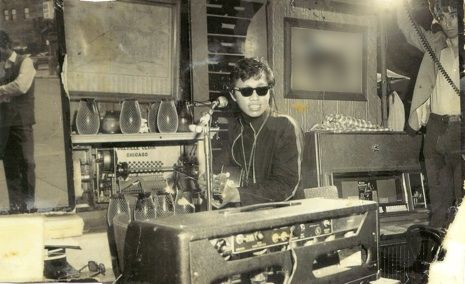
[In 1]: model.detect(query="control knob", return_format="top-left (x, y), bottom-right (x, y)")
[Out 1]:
top-left (280, 231), bottom-right (290, 242)
top-left (236, 234), bottom-right (245, 244)
top-left (214, 239), bottom-right (226, 252)
top-left (254, 231), bottom-right (264, 241)
top-left (213, 239), bottom-right (231, 260)
top-left (291, 225), bottom-right (301, 237)
top-left (272, 233), bottom-right (280, 243)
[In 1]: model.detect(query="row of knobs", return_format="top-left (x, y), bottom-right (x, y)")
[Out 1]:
top-left (234, 220), bottom-right (331, 245)
top-left (235, 231), bottom-right (264, 244)
top-left (292, 220), bottom-right (330, 236)
top-left (271, 231), bottom-right (290, 243)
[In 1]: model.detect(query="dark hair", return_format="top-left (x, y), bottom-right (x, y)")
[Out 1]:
top-left (0, 30), bottom-right (11, 49)
top-left (428, 0), bottom-right (457, 19)
top-left (229, 57), bottom-right (275, 89)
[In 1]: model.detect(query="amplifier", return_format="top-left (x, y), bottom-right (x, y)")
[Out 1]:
top-left (302, 131), bottom-right (427, 214)
top-left (122, 198), bottom-right (379, 283)
top-left (302, 131), bottom-right (422, 188)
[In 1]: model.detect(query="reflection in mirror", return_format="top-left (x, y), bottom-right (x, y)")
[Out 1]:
top-left (0, 1), bottom-right (73, 214)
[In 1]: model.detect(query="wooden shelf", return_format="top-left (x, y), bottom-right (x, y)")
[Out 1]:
top-left (206, 14), bottom-right (251, 20)
top-left (207, 33), bottom-right (246, 38)
top-left (71, 132), bottom-right (202, 144)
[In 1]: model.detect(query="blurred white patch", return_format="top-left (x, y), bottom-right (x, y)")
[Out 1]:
top-left (429, 201), bottom-right (465, 283)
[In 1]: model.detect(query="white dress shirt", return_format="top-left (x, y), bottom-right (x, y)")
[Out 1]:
top-left (430, 42), bottom-right (461, 116)
top-left (0, 51), bottom-right (36, 102)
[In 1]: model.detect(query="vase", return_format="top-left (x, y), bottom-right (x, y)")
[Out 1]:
top-left (147, 103), bottom-right (159, 133)
top-left (106, 192), bottom-right (130, 277)
top-left (76, 99), bottom-right (100, 135)
top-left (101, 111), bottom-right (121, 134)
top-left (106, 193), bottom-right (131, 227)
top-left (155, 192), bottom-right (174, 218)
top-left (133, 192), bottom-right (157, 221)
top-left (174, 190), bottom-right (195, 215)
top-left (119, 99), bottom-right (142, 134)
top-left (157, 100), bottom-right (178, 133)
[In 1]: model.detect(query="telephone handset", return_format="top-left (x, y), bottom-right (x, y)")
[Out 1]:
top-left (403, 1), bottom-right (460, 96)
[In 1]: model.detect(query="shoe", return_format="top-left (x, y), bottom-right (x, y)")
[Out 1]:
top-left (44, 248), bottom-right (80, 280)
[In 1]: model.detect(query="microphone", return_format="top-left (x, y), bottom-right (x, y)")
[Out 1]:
top-left (189, 96), bottom-right (229, 133)
top-left (211, 96), bottom-right (228, 109)
top-left (193, 96), bottom-right (228, 109)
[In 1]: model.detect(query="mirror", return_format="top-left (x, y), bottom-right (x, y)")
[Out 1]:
top-left (0, 0), bottom-right (74, 213)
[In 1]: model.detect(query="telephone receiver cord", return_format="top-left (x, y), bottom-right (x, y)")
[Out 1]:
top-left (403, 1), bottom-right (460, 96)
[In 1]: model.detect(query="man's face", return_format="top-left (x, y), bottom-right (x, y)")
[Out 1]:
top-left (231, 72), bottom-right (271, 118)
top-left (437, 11), bottom-right (458, 38)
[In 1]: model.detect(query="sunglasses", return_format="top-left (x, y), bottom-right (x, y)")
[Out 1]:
top-left (233, 86), bottom-right (271, 97)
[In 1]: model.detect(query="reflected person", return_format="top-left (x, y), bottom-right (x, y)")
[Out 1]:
top-left (397, 0), bottom-right (461, 228)
top-left (0, 30), bottom-right (36, 212)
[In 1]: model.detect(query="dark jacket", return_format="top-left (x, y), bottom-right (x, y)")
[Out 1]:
top-left (0, 54), bottom-right (35, 127)
top-left (214, 109), bottom-right (303, 206)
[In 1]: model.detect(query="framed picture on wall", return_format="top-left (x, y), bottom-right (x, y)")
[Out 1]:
top-left (63, 0), bottom-right (180, 100)
top-left (284, 18), bottom-right (367, 101)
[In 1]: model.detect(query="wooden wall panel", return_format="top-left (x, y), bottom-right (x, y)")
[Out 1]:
top-left (191, 0), bottom-right (210, 103)
top-left (267, 0), bottom-right (381, 132)
top-left (244, 3), bottom-right (268, 59)
top-left (190, 0), bottom-right (381, 130)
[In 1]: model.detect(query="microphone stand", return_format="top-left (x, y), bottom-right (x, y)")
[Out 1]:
top-left (196, 105), bottom-right (218, 211)
top-left (193, 97), bottom-right (227, 211)
top-left (204, 120), bottom-right (213, 211)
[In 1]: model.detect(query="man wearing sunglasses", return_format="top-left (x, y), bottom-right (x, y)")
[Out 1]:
top-left (397, 0), bottom-right (461, 229)
top-left (213, 57), bottom-right (303, 207)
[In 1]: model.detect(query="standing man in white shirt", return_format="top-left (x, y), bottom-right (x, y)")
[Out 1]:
top-left (0, 30), bottom-right (37, 213)
top-left (397, 0), bottom-right (461, 228)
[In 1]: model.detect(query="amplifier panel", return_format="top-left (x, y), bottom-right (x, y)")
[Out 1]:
top-left (302, 131), bottom-right (422, 189)
top-left (316, 132), bottom-right (422, 173)
top-left (211, 213), bottom-right (365, 255)
top-left (122, 198), bottom-right (378, 284)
